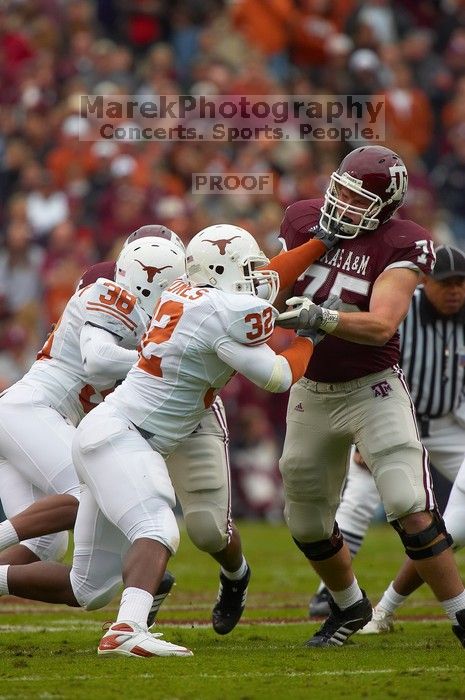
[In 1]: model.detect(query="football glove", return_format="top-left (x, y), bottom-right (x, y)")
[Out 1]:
top-left (310, 224), bottom-right (338, 250)
top-left (276, 294), bottom-right (341, 344)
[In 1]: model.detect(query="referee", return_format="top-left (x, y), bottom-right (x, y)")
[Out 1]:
top-left (309, 244), bottom-right (465, 626)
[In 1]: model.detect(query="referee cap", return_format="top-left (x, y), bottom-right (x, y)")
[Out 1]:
top-left (432, 245), bottom-right (465, 280)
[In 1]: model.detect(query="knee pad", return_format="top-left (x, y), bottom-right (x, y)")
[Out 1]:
top-left (285, 498), bottom-right (339, 544)
top-left (391, 511), bottom-right (453, 560)
top-left (119, 500), bottom-right (180, 555)
top-left (71, 573), bottom-right (122, 611)
top-left (293, 523), bottom-right (344, 561)
top-left (184, 510), bottom-right (227, 554)
top-left (22, 531), bottom-right (69, 562)
top-left (373, 447), bottom-right (426, 520)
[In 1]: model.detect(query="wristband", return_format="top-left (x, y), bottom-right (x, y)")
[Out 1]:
top-left (319, 308), bottom-right (339, 333)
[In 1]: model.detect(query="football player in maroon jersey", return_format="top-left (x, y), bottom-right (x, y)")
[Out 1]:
top-left (276, 145), bottom-right (465, 648)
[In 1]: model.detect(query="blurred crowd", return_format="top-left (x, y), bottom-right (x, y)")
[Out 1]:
top-left (1, 0), bottom-right (465, 519)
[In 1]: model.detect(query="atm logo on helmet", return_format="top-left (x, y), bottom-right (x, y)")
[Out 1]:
top-left (386, 164), bottom-right (408, 201)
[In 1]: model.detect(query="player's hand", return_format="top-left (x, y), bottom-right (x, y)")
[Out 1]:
top-left (310, 225), bottom-right (338, 250)
top-left (276, 296), bottom-right (318, 330)
top-left (276, 294), bottom-right (341, 331)
top-left (296, 295), bottom-right (342, 344)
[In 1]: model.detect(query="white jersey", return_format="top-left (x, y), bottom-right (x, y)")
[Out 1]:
top-left (18, 279), bottom-right (148, 425)
top-left (106, 278), bottom-right (278, 455)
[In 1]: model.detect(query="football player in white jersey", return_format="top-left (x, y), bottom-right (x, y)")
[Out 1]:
top-left (0, 235), bottom-right (184, 571)
top-left (0, 222), bottom-right (250, 634)
top-left (0, 223), bottom-right (337, 658)
top-left (0, 221), bottom-right (332, 638)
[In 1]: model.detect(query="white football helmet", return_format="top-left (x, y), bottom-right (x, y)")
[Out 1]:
top-left (124, 224), bottom-right (185, 252)
top-left (186, 224), bottom-right (279, 303)
top-left (115, 237), bottom-right (185, 316)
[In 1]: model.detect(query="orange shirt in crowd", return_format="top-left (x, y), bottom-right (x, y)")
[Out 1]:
top-left (384, 87), bottom-right (433, 156)
top-left (230, 0), bottom-right (295, 55)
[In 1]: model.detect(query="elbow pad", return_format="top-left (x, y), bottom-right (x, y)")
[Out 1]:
top-left (263, 355), bottom-right (292, 393)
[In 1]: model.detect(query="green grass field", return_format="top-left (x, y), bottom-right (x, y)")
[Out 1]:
top-left (1, 521), bottom-right (464, 700)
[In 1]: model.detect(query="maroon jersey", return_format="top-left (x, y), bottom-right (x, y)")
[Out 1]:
top-left (77, 261), bottom-right (116, 290)
top-left (280, 198), bottom-right (435, 382)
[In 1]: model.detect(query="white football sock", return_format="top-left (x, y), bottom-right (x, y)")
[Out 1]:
top-left (377, 581), bottom-right (408, 614)
top-left (0, 565), bottom-right (10, 595)
top-left (442, 590), bottom-right (465, 623)
top-left (221, 557), bottom-right (248, 581)
top-left (116, 587), bottom-right (153, 629)
top-left (0, 521), bottom-right (19, 551)
top-left (328, 577), bottom-right (363, 610)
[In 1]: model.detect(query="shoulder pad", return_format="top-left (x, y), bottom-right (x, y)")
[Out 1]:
top-left (384, 220), bottom-right (435, 275)
top-left (222, 294), bottom-right (278, 346)
top-left (280, 199), bottom-right (323, 250)
top-left (84, 279), bottom-right (149, 342)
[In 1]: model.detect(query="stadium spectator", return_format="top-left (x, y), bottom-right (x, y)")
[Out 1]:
top-left (432, 125), bottom-right (465, 246)
top-left (25, 170), bottom-right (70, 242)
top-left (347, 48), bottom-right (386, 94)
top-left (0, 220), bottom-right (44, 343)
top-left (384, 62), bottom-right (433, 156)
top-left (0, 321), bottom-right (36, 392)
top-left (345, 0), bottom-right (413, 46)
top-left (230, 0), bottom-right (294, 81)
top-left (230, 405), bottom-right (283, 522)
top-left (40, 219), bottom-right (94, 324)
top-left (401, 28), bottom-right (451, 110)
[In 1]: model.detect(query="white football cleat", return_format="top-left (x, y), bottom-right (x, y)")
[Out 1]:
top-left (358, 605), bottom-right (394, 634)
top-left (97, 621), bottom-right (193, 657)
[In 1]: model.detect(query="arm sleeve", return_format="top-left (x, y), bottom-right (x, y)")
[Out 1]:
top-left (80, 324), bottom-right (138, 380)
top-left (265, 238), bottom-right (327, 290)
top-left (215, 335), bottom-right (313, 393)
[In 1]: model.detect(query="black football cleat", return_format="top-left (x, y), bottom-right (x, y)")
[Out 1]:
top-left (212, 565), bottom-right (251, 635)
top-left (306, 591), bottom-right (372, 647)
top-left (308, 587), bottom-right (332, 618)
top-left (452, 609), bottom-right (465, 647)
top-left (147, 570), bottom-right (175, 628)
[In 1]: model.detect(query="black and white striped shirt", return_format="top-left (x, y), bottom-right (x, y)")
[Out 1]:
top-left (400, 287), bottom-right (465, 418)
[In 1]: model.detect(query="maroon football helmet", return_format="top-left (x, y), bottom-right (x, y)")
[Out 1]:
top-left (125, 224), bottom-right (185, 251)
top-left (76, 261), bottom-right (116, 290)
top-left (320, 146), bottom-right (408, 239)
